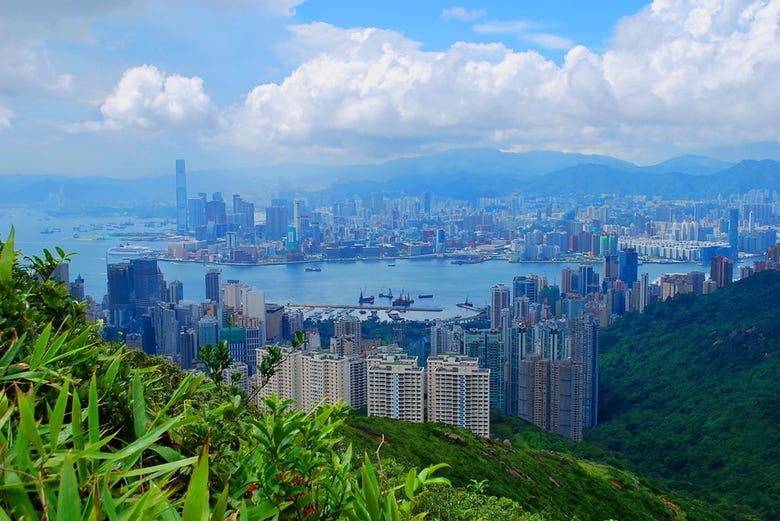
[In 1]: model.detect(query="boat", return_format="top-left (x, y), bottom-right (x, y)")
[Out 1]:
top-left (387, 263), bottom-right (396, 267)
top-left (305, 266), bottom-right (322, 272)
top-left (418, 294), bottom-right (433, 299)
top-left (456, 296), bottom-right (473, 308)
top-left (359, 290), bottom-right (375, 304)
top-left (392, 293), bottom-right (414, 307)
top-left (378, 288), bottom-right (393, 298)
top-left (107, 245), bottom-right (157, 258)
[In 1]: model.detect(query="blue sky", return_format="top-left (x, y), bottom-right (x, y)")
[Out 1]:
top-left (1, 0), bottom-right (779, 177)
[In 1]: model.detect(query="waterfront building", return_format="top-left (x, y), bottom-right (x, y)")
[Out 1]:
top-left (427, 355), bottom-right (490, 437)
top-left (366, 351), bottom-right (424, 423)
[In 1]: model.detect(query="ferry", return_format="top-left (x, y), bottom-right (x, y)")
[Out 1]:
top-left (418, 294), bottom-right (433, 299)
top-left (107, 245), bottom-right (157, 258)
top-left (305, 266), bottom-right (322, 272)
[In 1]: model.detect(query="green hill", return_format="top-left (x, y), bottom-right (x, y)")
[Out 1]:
top-left (343, 414), bottom-right (723, 520)
top-left (587, 270), bottom-right (780, 520)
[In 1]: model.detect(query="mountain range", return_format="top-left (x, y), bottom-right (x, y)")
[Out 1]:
top-left (2, 149), bottom-right (778, 208)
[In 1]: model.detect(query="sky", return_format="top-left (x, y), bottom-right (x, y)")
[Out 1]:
top-left (1, 0), bottom-right (779, 177)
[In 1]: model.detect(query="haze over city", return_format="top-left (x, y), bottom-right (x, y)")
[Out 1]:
top-left (2, 0), bottom-right (780, 178)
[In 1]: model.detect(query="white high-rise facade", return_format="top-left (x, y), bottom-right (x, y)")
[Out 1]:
top-left (427, 355), bottom-right (490, 437)
top-left (366, 351), bottom-right (424, 423)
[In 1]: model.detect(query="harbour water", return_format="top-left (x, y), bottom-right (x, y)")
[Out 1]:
top-left (1, 208), bottom-right (722, 319)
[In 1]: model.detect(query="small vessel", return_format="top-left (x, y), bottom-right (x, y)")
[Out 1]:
top-left (392, 292), bottom-right (414, 307)
top-left (359, 290), bottom-right (375, 304)
top-left (456, 296), bottom-right (473, 308)
top-left (305, 266), bottom-right (322, 272)
top-left (387, 263), bottom-right (396, 267)
top-left (379, 288), bottom-right (393, 298)
top-left (418, 294), bottom-right (433, 299)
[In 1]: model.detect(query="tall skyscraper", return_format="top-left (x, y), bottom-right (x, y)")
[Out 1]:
top-left (490, 284), bottom-right (510, 330)
top-left (205, 269), bottom-right (222, 304)
top-left (176, 159), bottom-right (187, 233)
top-left (728, 208), bottom-right (739, 255)
top-left (618, 248), bottom-right (638, 285)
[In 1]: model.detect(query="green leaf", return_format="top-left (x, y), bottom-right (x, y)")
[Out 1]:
top-left (30, 322), bottom-right (52, 368)
top-left (88, 373), bottom-right (100, 446)
top-left (0, 226), bottom-right (15, 281)
top-left (17, 388), bottom-right (45, 456)
top-left (57, 452), bottom-right (82, 521)
top-left (132, 371), bottom-right (148, 439)
top-left (404, 468), bottom-right (417, 501)
top-left (49, 378), bottom-right (71, 450)
top-left (211, 483), bottom-right (230, 521)
top-left (361, 455), bottom-right (381, 521)
top-left (182, 435), bottom-right (210, 521)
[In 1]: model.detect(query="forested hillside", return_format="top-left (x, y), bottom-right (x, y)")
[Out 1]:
top-left (589, 270), bottom-right (780, 520)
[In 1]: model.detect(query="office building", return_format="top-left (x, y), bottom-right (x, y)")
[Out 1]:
top-left (176, 159), bottom-right (187, 233)
top-left (366, 351), bottom-right (424, 423)
top-left (513, 275), bottom-right (538, 303)
top-left (618, 248), bottom-right (638, 285)
top-left (427, 355), bottom-right (490, 437)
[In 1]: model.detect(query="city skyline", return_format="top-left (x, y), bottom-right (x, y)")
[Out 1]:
top-left (2, 0), bottom-right (780, 178)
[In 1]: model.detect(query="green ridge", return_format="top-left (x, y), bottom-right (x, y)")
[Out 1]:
top-left (588, 270), bottom-right (780, 520)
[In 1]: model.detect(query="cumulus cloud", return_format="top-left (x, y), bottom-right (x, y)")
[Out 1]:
top-left (213, 0), bottom-right (780, 162)
top-left (71, 65), bottom-right (218, 132)
top-left (442, 7), bottom-right (486, 21)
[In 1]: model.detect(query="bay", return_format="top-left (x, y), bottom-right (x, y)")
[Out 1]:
top-left (1, 208), bottom-right (718, 319)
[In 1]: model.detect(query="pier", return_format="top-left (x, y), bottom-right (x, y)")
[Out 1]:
top-left (288, 303), bottom-right (443, 312)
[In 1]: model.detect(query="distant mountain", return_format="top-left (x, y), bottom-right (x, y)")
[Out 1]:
top-left (588, 270), bottom-right (780, 520)
top-left (641, 155), bottom-right (734, 176)
top-left (3, 151), bottom-right (779, 207)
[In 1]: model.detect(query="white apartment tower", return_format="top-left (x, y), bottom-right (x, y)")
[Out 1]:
top-left (427, 355), bottom-right (490, 437)
top-left (366, 352), bottom-right (424, 423)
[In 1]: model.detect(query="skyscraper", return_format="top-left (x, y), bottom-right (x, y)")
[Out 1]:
top-left (205, 269), bottom-right (222, 304)
top-left (728, 208), bottom-right (739, 256)
top-left (176, 159), bottom-right (187, 233)
top-left (618, 248), bottom-right (638, 285)
top-left (710, 255), bottom-right (734, 288)
top-left (490, 284), bottom-right (510, 330)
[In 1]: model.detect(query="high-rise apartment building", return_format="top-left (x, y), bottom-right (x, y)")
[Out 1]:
top-left (490, 284), bottom-right (511, 330)
top-left (205, 269), bottom-right (222, 305)
top-left (427, 355), bottom-right (490, 437)
top-left (176, 159), bottom-right (187, 233)
top-left (463, 329), bottom-right (506, 412)
top-left (710, 255), bottom-right (734, 288)
top-left (366, 351), bottom-right (424, 423)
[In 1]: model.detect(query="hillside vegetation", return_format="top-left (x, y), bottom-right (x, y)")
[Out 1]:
top-left (344, 415), bottom-right (722, 521)
top-left (588, 270), bottom-right (780, 520)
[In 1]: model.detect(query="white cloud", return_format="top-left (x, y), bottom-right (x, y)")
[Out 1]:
top-left (473, 20), bottom-right (530, 34)
top-left (0, 39), bottom-right (73, 97)
top-left (0, 106), bottom-right (12, 129)
top-left (72, 65), bottom-right (219, 132)
top-left (524, 33), bottom-right (574, 50)
top-left (442, 7), bottom-right (486, 21)
top-left (211, 0), bottom-right (780, 163)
